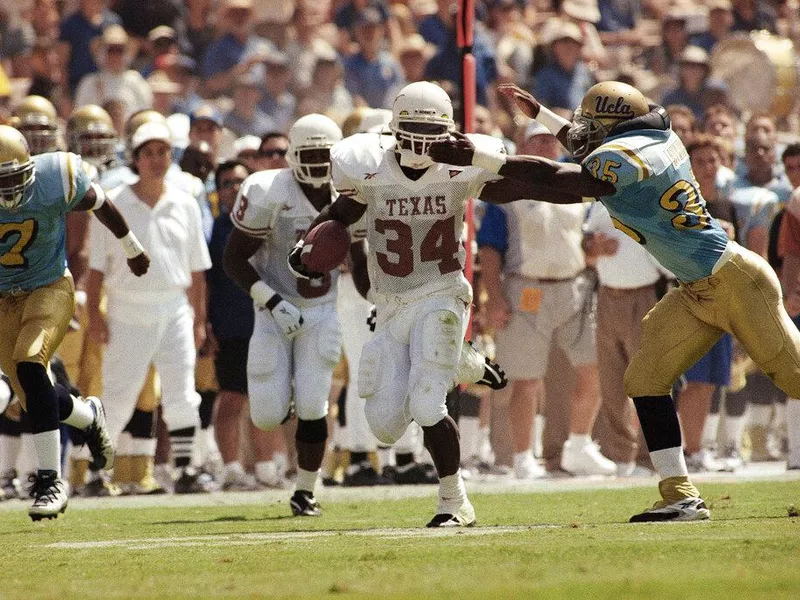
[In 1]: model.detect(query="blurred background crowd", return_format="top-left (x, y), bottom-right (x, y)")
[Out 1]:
top-left (0, 0), bottom-right (798, 498)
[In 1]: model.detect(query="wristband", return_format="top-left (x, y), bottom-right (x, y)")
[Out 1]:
top-left (120, 231), bottom-right (145, 259)
top-left (90, 183), bottom-right (106, 210)
top-left (536, 106), bottom-right (571, 136)
top-left (250, 280), bottom-right (278, 308)
top-left (471, 149), bottom-right (507, 174)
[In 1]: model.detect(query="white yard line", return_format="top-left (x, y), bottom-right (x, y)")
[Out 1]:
top-left (41, 525), bottom-right (548, 550)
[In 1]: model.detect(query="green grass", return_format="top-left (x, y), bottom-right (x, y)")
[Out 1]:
top-left (3, 480), bottom-right (799, 599)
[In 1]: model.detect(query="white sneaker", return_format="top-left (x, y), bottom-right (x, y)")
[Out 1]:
top-left (685, 449), bottom-right (725, 473)
top-left (616, 461), bottom-right (636, 477)
top-left (426, 498), bottom-right (476, 527)
top-left (514, 451), bottom-right (546, 480)
top-left (561, 439), bottom-right (616, 476)
top-left (28, 471), bottom-right (68, 521)
top-left (153, 463), bottom-right (174, 492)
top-left (717, 444), bottom-right (745, 472)
top-left (222, 465), bottom-right (263, 491)
top-left (255, 460), bottom-right (290, 489)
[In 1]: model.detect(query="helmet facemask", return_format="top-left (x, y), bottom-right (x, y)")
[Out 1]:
top-left (20, 123), bottom-right (59, 155)
top-left (71, 129), bottom-right (117, 168)
top-left (289, 146), bottom-right (333, 188)
top-left (0, 161), bottom-right (35, 210)
top-left (566, 110), bottom-right (608, 160)
top-left (392, 120), bottom-right (452, 169)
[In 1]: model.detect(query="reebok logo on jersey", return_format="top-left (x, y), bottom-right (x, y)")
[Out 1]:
top-left (448, 169), bottom-right (463, 179)
top-left (364, 172), bottom-right (378, 180)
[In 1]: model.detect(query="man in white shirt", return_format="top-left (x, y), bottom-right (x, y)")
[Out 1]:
top-left (478, 122), bottom-right (615, 478)
top-left (86, 122), bottom-right (213, 493)
top-left (583, 201), bottom-right (665, 475)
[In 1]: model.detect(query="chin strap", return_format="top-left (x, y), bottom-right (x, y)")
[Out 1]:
top-left (609, 104), bottom-right (671, 136)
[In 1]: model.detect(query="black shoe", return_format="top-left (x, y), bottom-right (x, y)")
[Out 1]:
top-left (392, 462), bottom-right (439, 485)
top-left (290, 490), bottom-right (321, 516)
top-left (74, 472), bottom-right (122, 498)
top-left (343, 462), bottom-right (392, 486)
top-left (174, 468), bottom-right (217, 494)
top-left (478, 355), bottom-right (507, 390)
top-left (321, 476), bottom-right (341, 487)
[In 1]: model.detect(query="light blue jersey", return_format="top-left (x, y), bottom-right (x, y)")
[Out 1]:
top-left (0, 152), bottom-right (91, 292)
top-left (583, 128), bottom-right (730, 282)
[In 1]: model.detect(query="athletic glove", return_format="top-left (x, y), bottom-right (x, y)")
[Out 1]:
top-left (287, 240), bottom-right (324, 281)
top-left (251, 281), bottom-right (304, 339)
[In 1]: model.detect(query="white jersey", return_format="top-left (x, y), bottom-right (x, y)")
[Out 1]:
top-left (331, 133), bottom-right (498, 300)
top-left (231, 168), bottom-right (340, 307)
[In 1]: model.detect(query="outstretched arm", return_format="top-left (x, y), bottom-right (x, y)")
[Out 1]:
top-left (498, 84), bottom-right (572, 149)
top-left (73, 185), bottom-right (150, 276)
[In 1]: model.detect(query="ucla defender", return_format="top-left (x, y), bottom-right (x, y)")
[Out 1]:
top-left (429, 82), bottom-right (800, 522)
top-left (289, 82), bottom-right (563, 527)
top-left (0, 125), bottom-right (149, 519)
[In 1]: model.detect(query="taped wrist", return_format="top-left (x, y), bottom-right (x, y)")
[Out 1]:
top-left (119, 231), bottom-right (145, 259)
top-left (471, 148), bottom-right (507, 173)
top-left (536, 106), bottom-right (571, 135)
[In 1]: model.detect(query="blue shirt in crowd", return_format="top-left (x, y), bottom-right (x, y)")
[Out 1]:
top-left (59, 9), bottom-right (122, 91)
top-left (207, 214), bottom-right (254, 340)
top-left (533, 61), bottom-right (594, 112)
top-left (343, 51), bottom-right (403, 109)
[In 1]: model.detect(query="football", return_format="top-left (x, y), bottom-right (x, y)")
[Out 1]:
top-left (301, 220), bottom-right (352, 272)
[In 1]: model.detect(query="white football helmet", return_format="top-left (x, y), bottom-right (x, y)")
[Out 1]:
top-left (390, 81), bottom-right (455, 169)
top-left (287, 114), bottom-right (343, 187)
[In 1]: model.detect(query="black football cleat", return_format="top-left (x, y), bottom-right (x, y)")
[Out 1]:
top-left (290, 490), bottom-right (322, 516)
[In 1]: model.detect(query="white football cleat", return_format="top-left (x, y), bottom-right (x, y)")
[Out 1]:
top-left (560, 439), bottom-right (616, 476)
top-left (629, 497), bottom-right (710, 523)
top-left (426, 498), bottom-right (476, 528)
top-left (28, 471), bottom-right (68, 521)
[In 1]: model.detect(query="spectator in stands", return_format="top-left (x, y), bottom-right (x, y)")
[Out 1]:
top-left (286, 4), bottom-right (340, 93)
top-left (731, 0), bottom-right (777, 34)
top-left (702, 103), bottom-right (738, 167)
top-left (115, 0), bottom-right (184, 47)
top-left (478, 122), bottom-right (615, 478)
top-left (532, 20), bottom-right (594, 113)
top-left (200, 0), bottom-right (274, 98)
top-left (666, 104), bottom-right (697, 146)
top-left (163, 54), bottom-right (202, 116)
top-left (296, 49), bottom-right (354, 125)
top-left (231, 135), bottom-right (262, 171)
top-left (26, 42), bottom-right (68, 114)
top-left (252, 131), bottom-right (289, 173)
top-left (148, 71), bottom-right (181, 116)
top-left (559, 0), bottom-right (609, 68)
top-left (0, 7), bottom-right (34, 77)
top-left (645, 10), bottom-right (688, 76)
top-left (662, 46), bottom-right (728, 120)
top-left (140, 26), bottom-right (180, 79)
top-left (690, 0), bottom-right (734, 53)
top-left (423, 0), bottom-right (497, 107)
top-left (224, 73), bottom-right (276, 139)
top-left (188, 105), bottom-right (224, 165)
top-left (335, 0), bottom-right (391, 36)
top-left (183, 0), bottom-right (214, 61)
top-left (395, 34), bottom-right (435, 85)
top-left (29, 0), bottom-right (60, 46)
top-left (74, 25), bottom-right (153, 120)
top-left (343, 6), bottom-right (404, 109)
top-left (258, 53), bottom-right (296, 133)
top-left (59, 0), bottom-right (123, 93)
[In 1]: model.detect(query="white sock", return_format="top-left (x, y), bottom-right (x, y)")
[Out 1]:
top-left (32, 430), bottom-right (61, 477)
top-left (60, 395), bottom-right (94, 429)
top-left (224, 461), bottom-right (245, 481)
top-left (272, 452), bottom-right (288, 478)
top-left (567, 433), bottom-right (591, 447)
top-left (513, 450), bottom-right (532, 468)
top-left (786, 399), bottom-right (800, 467)
top-left (295, 467), bottom-right (318, 493)
top-left (438, 470), bottom-right (467, 506)
top-left (377, 447), bottom-right (392, 468)
top-left (748, 404), bottom-right (773, 428)
top-left (533, 415), bottom-right (545, 458)
top-left (649, 447), bottom-right (688, 479)
top-left (131, 437), bottom-right (157, 456)
top-left (0, 434), bottom-right (22, 473)
top-left (722, 415), bottom-right (745, 449)
top-left (702, 413), bottom-right (720, 448)
top-left (255, 460), bottom-right (277, 485)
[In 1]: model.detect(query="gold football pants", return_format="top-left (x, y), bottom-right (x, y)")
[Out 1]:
top-left (0, 275), bottom-right (75, 408)
top-left (624, 245), bottom-right (800, 398)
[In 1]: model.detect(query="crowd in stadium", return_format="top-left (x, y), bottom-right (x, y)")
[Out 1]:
top-left (0, 0), bottom-right (798, 511)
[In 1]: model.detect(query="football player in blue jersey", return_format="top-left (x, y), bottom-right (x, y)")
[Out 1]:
top-left (430, 82), bottom-right (800, 522)
top-left (0, 125), bottom-right (150, 520)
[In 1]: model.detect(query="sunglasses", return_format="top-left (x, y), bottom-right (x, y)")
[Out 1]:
top-left (259, 148), bottom-right (288, 158)
top-left (219, 178), bottom-right (245, 190)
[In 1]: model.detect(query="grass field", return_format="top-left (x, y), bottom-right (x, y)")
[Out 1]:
top-left (3, 476), bottom-right (799, 599)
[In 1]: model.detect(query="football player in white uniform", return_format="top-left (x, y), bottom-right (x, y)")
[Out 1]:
top-left (289, 82), bottom-right (562, 527)
top-left (224, 114), bottom-right (348, 516)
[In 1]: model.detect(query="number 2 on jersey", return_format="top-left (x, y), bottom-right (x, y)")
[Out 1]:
top-left (374, 216), bottom-right (460, 277)
top-left (0, 219), bottom-right (38, 268)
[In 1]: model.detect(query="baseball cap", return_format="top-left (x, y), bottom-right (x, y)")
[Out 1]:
top-left (525, 120), bottom-right (552, 140)
top-left (190, 104), bottom-right (223, 128)
top-left (561, 0), bottom-right (601, 24)
top-left (542, 19), bottom-right (583, 45)
top-left (147, 25), bottom-right (176, 44)
top-left (679, 45), bottom-right (710, 66)
top-left (147, 70), bottom-right (181, 94)
top-left (233, 135), bottom-right (262, 156)
top-left (355, 6), bottom-right (387, 27)
top-left (131, 122), bottom-right (172, 152)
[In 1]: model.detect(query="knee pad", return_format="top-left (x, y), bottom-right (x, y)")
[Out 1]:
top-left (357, 336), bottom-right (385, 399)
top-left (623, 357), bottom-right (672, 398)
top-left (420, 310), bottom-right (462, 371)
top-left (760, 347), bottom-right (800, 398)
top-left (296, 417), bottom-right (327, 444)
top-left (314, 318), bottom-right (343, 367)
